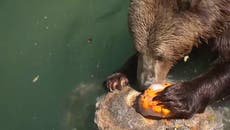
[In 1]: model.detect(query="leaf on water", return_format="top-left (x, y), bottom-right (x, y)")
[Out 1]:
top-left (32, 75), bottom-right (40, 83)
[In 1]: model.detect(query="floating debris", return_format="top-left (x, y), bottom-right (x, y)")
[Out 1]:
top-left (34, 42), bottom-right (38, 46)
top-left (44, 16), bottom-right (48, 20)
top-left (32, 75), bottom-right (40, 83)
top-left (96, 62), bottom-right (100, 69)
top-left (87, 37), bottom-right (93, 43)
top-left (45, 26), bottom-right (49, 30)
top-left (90, 74), bottom-right (94, 78)
top-left (184, 55), bottom-right (189, 62)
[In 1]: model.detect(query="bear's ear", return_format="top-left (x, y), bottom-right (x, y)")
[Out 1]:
top-left (177, 0), bottom-right (201, 11)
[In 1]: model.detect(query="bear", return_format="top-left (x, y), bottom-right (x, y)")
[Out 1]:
top-left (105, 0), bottom-right (230, 119)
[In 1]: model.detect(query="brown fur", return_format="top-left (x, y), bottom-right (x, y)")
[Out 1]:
top-left (128, 0), bottom-right (230, 88)
top-left (129, 0), bottom-right (229, 61)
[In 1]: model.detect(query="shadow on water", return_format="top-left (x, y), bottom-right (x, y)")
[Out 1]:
top-left (62, 82), bottom-right (105, 130)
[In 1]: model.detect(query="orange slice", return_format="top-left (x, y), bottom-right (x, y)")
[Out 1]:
top-left (137, 82), bottom-right (172, 117)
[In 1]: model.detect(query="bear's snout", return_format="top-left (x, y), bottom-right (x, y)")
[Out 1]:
top-left (137, 54), bottom-right (173, 90)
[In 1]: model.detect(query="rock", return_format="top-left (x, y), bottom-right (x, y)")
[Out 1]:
top-left (94, 86), bottom-right (224, 130)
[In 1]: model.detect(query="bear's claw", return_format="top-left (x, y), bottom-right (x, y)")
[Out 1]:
top-left (106, 73), bottom-right (129, 92)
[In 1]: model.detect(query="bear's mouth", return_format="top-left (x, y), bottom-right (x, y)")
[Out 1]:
top-left (137, 54), bottom-right (173, 90)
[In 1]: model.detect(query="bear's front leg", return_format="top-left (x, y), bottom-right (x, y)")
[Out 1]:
top-left (153, 62), bottom-right (230, 119)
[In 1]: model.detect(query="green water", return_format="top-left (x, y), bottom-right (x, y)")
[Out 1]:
top-left (1, 0), bottom-right (230, 130)
top-left (0, 0), bottom-right (134, 130)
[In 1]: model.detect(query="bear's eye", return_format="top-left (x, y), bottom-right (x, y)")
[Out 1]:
top-left (155, 55), bottom-right (164, 61)
top-left (177, 0), bottom-right (190, 11)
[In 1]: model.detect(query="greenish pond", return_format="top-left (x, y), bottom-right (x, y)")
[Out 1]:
top-left (1, 0), bottom-right (230, 130)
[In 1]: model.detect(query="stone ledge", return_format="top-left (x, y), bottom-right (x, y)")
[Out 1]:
top-left (94, 86), bottom-right (223, 130)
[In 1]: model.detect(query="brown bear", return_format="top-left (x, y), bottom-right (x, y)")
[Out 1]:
top-left (105, 0), bottom-right (230, 119)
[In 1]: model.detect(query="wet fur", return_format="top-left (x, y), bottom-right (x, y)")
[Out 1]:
top-left (127, 0), bottom-right (230, 118)
top-left (129, 0), bottom-right (230, 60)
